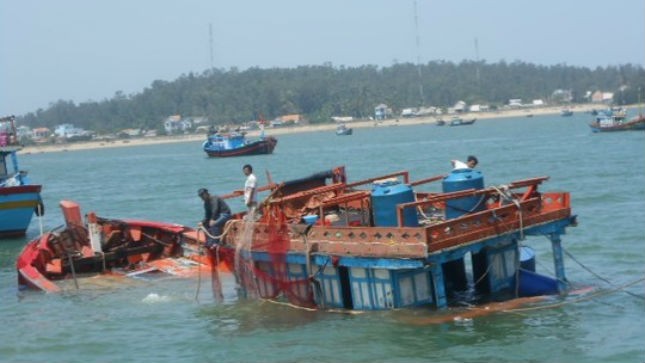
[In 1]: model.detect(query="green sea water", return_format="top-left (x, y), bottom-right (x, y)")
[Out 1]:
top-left (1, 111), bottom-right (644, 363)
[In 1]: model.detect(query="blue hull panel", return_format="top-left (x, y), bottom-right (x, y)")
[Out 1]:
top-left (518, 269), bottom-right (559, 296)
top-left (0, 191), bottom-right (40, 237)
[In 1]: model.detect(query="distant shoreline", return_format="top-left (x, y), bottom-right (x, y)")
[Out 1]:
top-left (17, 103), bottom-right (638, 155)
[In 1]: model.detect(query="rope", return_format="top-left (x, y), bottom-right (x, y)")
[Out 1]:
top-left (37, 203), bottom-right (44, 236)
top-left (502, 276), bottom-right (645, 313)
top-left (194, 228), bottom-right (203, 302)
top-left (197, 218), bottom-right (235, 244)
top-left (261, 299), bottom-right (364, 315)
top-left (473, 259), bottom-right (494, 286)
top-left (140, 232), bottom-right (173, 247)
top-left (514, 241), bottom-right (521, 297)
top-left (66, 252), bottom-right (79, 290)
top-left (491, 184), bottom-right (524, 240)
top-left (563, 247), bottom-right (645, 300)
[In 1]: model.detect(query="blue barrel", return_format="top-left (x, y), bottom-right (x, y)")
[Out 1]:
top-left (371, 180), bottom-right (419, 227)
top-left (442, 169), bottom-right (485, 219)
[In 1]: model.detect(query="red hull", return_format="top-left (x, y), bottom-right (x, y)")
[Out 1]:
top-left (589, 115), bottom-right (645, 132)
top-left (16, 201), bottom-right (218, 292)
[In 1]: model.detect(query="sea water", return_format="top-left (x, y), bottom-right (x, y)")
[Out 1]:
top-left (1, 111), bottom-right (644, 363)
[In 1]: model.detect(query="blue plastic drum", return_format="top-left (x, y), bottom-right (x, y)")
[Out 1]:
top-left (442, 169), bottom-right (485, 219)
top-left (371, 180), bottom-right (419, 227)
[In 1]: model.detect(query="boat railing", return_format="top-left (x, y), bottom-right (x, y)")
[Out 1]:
top-left (346, 170), bottom-right (410, 188)
top-left (395, 176), bottom-right (550, 227)
top-left (409, 174), bottom-right (445, 187)
top-left (423, 191), bottom-right (571, 253)
top-left (220, 182), bottom-right (279, 200)
top-left (317, 190), bottom-right (372, 226)
top-left (221, 187), bottom-right (571, 259)
top-left (269, 182), bottom-right (347, 204)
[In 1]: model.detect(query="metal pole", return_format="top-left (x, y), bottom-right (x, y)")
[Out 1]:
top-left (550, 233), bottom-right (568, 293)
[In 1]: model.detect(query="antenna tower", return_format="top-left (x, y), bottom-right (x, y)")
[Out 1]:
top-left (474, 37), bottom-right (480, 82)
top-left (414, 0), bottom-right (425, 106)
top-left (209, 23), bottom-right (214, 69)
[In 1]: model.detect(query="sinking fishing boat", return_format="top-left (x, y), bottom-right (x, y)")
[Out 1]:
top-left (202, 131), bottom-right (277, 157)
top-left (16, 200), bottom-right (214, 292)
top-left (1, 115), bottom-right (44, 238)
top-left (188, 165), bottom-right (577, 311)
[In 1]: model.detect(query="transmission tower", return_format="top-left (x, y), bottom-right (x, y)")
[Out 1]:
top-left (414, 0), bottom-right (425, 106)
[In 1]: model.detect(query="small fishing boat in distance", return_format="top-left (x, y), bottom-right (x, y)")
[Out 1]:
top-left (560, 109), bottom-right (574, 117)
top-left (202, 131), bottom-right (277, 157)
top-left (335, 124), bottom-right (353, 135)
top-left (1, 115), bottom-right (44, 238)
top-left (449, 117), bottom-right (476, 126)
top-left (589, 108), bottom-right (645, 132)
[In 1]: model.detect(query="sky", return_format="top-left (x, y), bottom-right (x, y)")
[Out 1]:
top-left (1, 0), bottom-right (644, 115)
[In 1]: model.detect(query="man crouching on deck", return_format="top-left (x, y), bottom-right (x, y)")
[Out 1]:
top-left (198, 188), bottom-right (232, 249)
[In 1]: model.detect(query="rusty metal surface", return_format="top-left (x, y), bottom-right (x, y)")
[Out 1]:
top-left (223, 191), bottom-right (572, 259)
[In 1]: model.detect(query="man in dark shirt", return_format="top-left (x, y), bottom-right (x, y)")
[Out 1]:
top-left (198, 188), bottom-right (232, 248)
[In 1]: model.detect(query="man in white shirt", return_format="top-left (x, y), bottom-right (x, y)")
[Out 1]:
top-left (451, 155), bottom-right (478, 170)
top-left (242, 164), bottom-right (257, 215)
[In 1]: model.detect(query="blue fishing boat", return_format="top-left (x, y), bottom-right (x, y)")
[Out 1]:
top-left (187, 165), bottom-right (577, 312)
top-left (1, 115), bottom-right (43, 238)
top-left (589, 108), bottom-right (645, 132)
top-left (202, 131), bottom-right (277, 158)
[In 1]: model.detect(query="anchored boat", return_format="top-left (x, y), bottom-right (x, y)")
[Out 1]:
top-left (202, 131), bottom-right (277, 157)
top-left (449, 117), bottom-right (476, 126)
top-left (189, 165), bottom-right (577, 311)
top-left (1, 115), bottom-right (44, 238)
top-left (335, 124), bottom-right (353, 135)
top-left (589, 109), bottom-right (645, 132)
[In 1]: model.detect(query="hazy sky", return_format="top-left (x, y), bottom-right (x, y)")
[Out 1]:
top-left (2, 0), bottom-right (644, 115)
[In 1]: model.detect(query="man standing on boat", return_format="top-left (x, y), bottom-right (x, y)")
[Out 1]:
top-left (242, 164), bottom-right (257, 217)
top-left (198, 188), bottom-right (232, 248)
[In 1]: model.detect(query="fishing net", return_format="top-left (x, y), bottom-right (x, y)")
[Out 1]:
top-left (230, 206), bottom-right (315, 308)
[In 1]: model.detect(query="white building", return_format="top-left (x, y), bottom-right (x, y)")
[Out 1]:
top-left (54, 124), bottom-right (90, 139)
top-left (508, 99), bottom-right (523, 107)
top-left (163, 115), bottom-right (192, 134)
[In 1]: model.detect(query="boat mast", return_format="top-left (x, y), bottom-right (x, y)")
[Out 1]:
top-left (639, 86), bottom-right (642, 116)
top-left (209, 23), bottom-right (214, 70)
top-left (413, 0), bottom-right (425, 107)
top-left (474, 37), bottom-right (481, 89)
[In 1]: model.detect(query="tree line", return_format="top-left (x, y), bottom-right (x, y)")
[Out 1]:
top-left (18, 61), bottom-right (645, 133)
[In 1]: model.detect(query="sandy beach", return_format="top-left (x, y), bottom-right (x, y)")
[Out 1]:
top-left (17, 103), bottom-right (621, 155)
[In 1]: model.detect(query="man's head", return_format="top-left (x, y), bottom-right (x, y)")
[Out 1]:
top-left (242, 164), bottom-right (253, 176)
top-left (198, 188), bottom-right (209, 199)
top-left (467, 155), bottom-right (478, 168)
